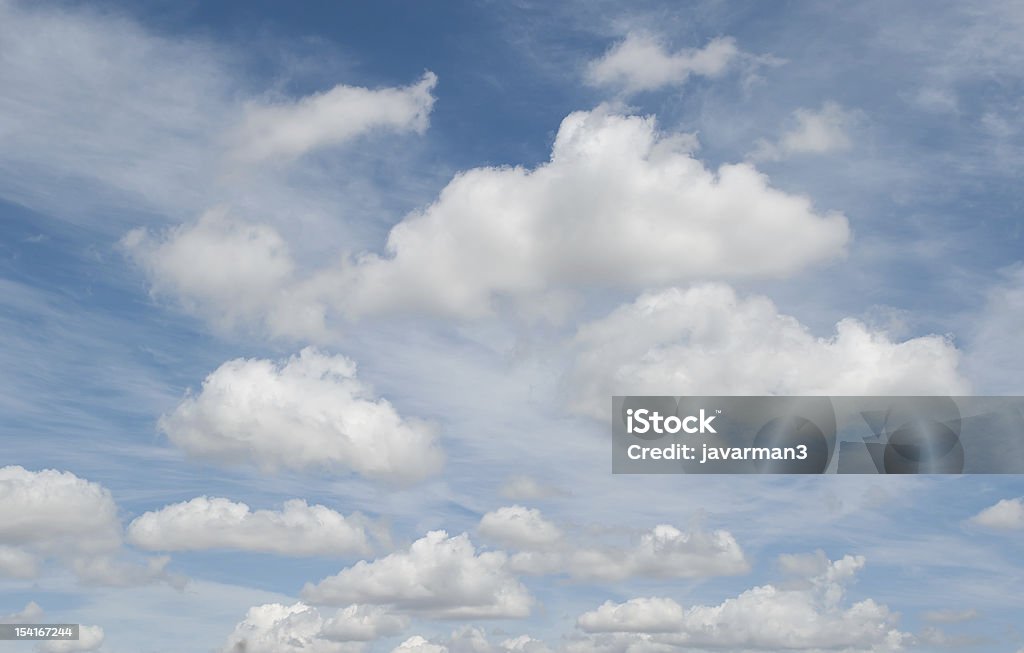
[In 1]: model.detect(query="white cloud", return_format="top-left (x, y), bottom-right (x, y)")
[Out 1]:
top-left (966, 264), bottom-right (1024, 394)
top-left (393, 628), bottom-right (552, 653)
top-left (564, 524), bottom-right (749, 582)
top-left (778, 549), bottom-right (833, 580)
top-left (0, 466), bottom-right (121, 555)
top-left (570, 284), bottom-right (969, 419)
top-left (498, 476), bottom-right (569, 501)
top-left (127, 496), bottom-right (372, 556)
top-left (302, 530), bottom-right (533, 619)
top-left (339, 107), bottom-right (848, 320)
top-left (221, 603), bottom-right (367, 653)
top-left (478, 506), bottom-right (564, 549)
top-left (321, 604), bottom-right (409, 642)
top-left (231, 72), bottom-right (437, 164)
top-left (969, 498), bottom-right (1024, 530)
top-left (575, 555), bottom-right (906, 652)
top-left (121, 210), bottom-right (326, 340)
top-left (0, 466), bottom-right (175, 587)
top-left (577, 597), bottom-right (684, 634)
top-left (37, 625), bottom-right (105, 653)
top-left (125, 106), bottom-right (849, 331)
top-left (496, 635), bottom-right (552, 653)
top-left (0, 545), bottom-right (39, 578)
top-left (158, 348), bottom-right (443, 484)
top-left (586, 33), bottom-right (739, 93)
top-left (486, 509), bottom-right (749, 582)
top-left (0, 0), bottom-right (438, 232)
top-left (1, 601), bottom-right (44, 624)
top-left (392, 636), bottom-right (449, 653)
top-left (0, 605), bottom-right (102, 650)
top-left (751, 102), bottom-right (859, 161)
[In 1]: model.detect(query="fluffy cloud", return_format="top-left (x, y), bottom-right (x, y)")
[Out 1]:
top-left (0, 604), bottom-right (103, 652)
top-left (392, 636), bottom-right (449, 653)
top-left (577, 597), bottom-right (684, 634)
top-left (321, 604), bottom-right (409, 642)
top-left (231, 72), bottom-right (436, 164)
top-left (126, 107), bottom-right (848, 329)
top-left (483, 508), bottom-right (749, 582)
top-left (966, 265), bottom-right (1024, 394)
top-left (121, 210), bottom-right (326, 340)
top-left (751, 102), bottom-right (859, 161)
top-left (0, 465), bottom-right (121, 556)
top-left (0, 545), bottom-right (39, 578)
top-left (127, 496), bottom-right (372, 556)
top-left (586, 33), bottom-right (739, 93)
top-left (158, 348), bottom-right (443, 484)
top-left (397, 628), bottom-right (554, 653)
top-left (38, 626), bottom-right (105, 653)
top-left (574, 555), bottom-right (906, 652)
top-left (478, 506), bottom-right (564, 549)
top-left (1, 601), bottom-right (44, 623)
top-left (302, 530), bottom-right (533, 619)
top-left (340, 108), bottom-right (848, 320)
top-left (222, 602), bottom-right (406, 653)
top-left (0, 466), bottom-right (174, 586)
top-left (570, 284), bottom-right (969, 418)
top-left (565, 524), bottom-right (748, 582)
top-left (969, 497), bottom-right (1024, 530)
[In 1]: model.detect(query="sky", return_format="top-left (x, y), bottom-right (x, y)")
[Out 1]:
top-left (1, 0), bottom-right (1023, 652)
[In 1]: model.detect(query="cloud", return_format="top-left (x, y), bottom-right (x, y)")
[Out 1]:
top-left (563, 524), bottom-right (749, 582)
top-left (0, 0), bottom-right (439, 230)
top-left (966, 264), bottom-right (1024, 394)
top-left (0, 606), bottom-right (105, 651)
top-left (37, 626), bottom-right (105, 653)
top-left (231, 71), bottom-right (437, 164)
top-left (0, 466), bottom-right (176, 587)
top-left (574, 555), bottom-right (906, 652)
top-left (392, 636), bottom-right (449, 653)
top-left (486, 510), bottom-right (749, 582)
top-left (570, 284), bottom-right (969, 419)
top-left (221, 603), bottom-right (383, 653)
top-left (158, 348), bottom-right (443, 484)
top-left (127, 107), bottom-right (849, 329)
top-left (302, 530), bottom-right (533, 619)
top-left (969, 498), bottom-right (1024, 530)
top-left (586, 33), bottom-right (739, 94)
top-left (121, 210), bottom-right (327, 340)
top-left (498, 476), bottom-right (570, 501)
top-left (339, 107), bottom-right (848, 320)
top-left (127, 496), bottom-right (372, 556)
top-left (0, 465), bottom-right (121, 556)
top-left (750, 102), bottom-right (859, 161)
top-left (576, 597), bottom-right (684, 634)
top-left (1, 601), bottom-right (44, 624)
top-left (397, 628), bottom-right (554, 653)
top-left (321, 605), bottom-right (409, 642)
top-left (478, 506), bottom-right (565, 549)
top-left (0, 545), bottom-right (39, 578)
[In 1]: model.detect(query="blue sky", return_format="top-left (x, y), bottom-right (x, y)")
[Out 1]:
top-left (1, 1), bottom-right (1023, 652)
